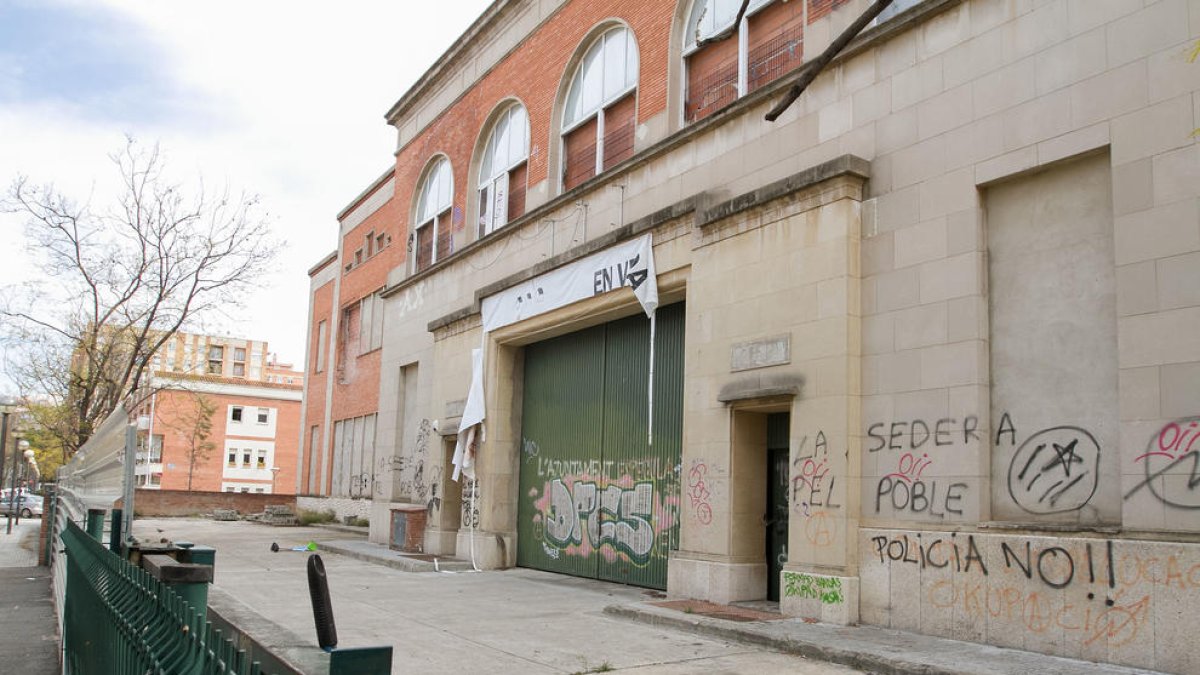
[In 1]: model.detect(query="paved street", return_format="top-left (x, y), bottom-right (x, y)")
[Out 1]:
top-left (134, 518), bottom-right (858, 675)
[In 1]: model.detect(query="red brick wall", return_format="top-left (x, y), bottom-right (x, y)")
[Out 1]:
top-left (154, 388), bottom-right (301, 494)
top-left (134, 489), bottom-right (296, 517)
top-left (391, 0), bottom-right (676, 247)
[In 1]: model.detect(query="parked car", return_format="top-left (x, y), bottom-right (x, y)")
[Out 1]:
top-left (1, 492), bottom-right (43, 518)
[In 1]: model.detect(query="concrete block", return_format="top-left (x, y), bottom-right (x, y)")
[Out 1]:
top-left (1117, 259), bottom-right (1161, 320)
top-left (918, 252), bottom-right (982, 303)
top-left (875, 266), bottom-right (921, 312)
top-left (918, 167), bottom-right (978, 220)
top-left (918, 2), bottom-right (970, 58)
top-left (1148, 40), bottom-right (1200, 104)
top-left (943, 113), bottom-right (1006, 171)
top-left (1037, 122), bottom-right (1110, 167)
top-left (920, 340), bottom-right (983, 389)
top-left (1158, 251), bottom-right (1200, 311)
top-left (1035, 27), bottom-right (1108, 95)
top-left (1113, 198), bottom-right (1200, 266)
top-left (853, 80), bottom-right (892, 126)
top-left (975, 145), bottom-right (1038, 186)
top-left (819, 96), bottom-right (854, 144)
top-left (1119, 307), bottom-right (1200, 368)
top-left (891, 56), bottom-right (945, 112)
top-left (972, 56), bottom-right (1037, 119)
top-left (1152, 145), bottom-right (1200, 205)
top-left (1065, 0), bottom-right (1142, 35)
top-left (875, 184), bottom-right (921, 233)
top-left (1112, 94), bottom-right (1196, 165)
top-left (946, 208), bottom-right (982, 255)
top-left (1161, 361), bottom-right (1200, 419)
top-left (863, 231), bottom-right (894, 275)
top-left (1119, 365), bottom-right (1161, 421)
top-left (1002, 89), bottom-right (1074, 151)
top-left (1112, 157), bottom-right (1154, 217)
top-left (893, 135), bottom-right (946, 188)
top-left (1011, 0), bottom-right (1070, 58)
top-left (945, 296), bottom-right (985, 342)
top-left (1106, 0), bottom-right (1190, 68)
top-left (894, 218), bottom-right (948, 269)
top-left (1069, 59), bottom-right (1148, 128)
top-left (895, 302), bottom-right (948, 351)
top-left (877, 107), bottom-right (919, 155)
top-left (918, 83), bottom-right (973, 140)
top-left (779, 571), bottom-right (859, 625)
top-left (876, 349), bottom-right (923, 394)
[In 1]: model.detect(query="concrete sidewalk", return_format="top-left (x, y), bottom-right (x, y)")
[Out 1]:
top-left (0, 518), bottom-right (59, 675)
top-left (132, 518), bottom-right (1163, 675)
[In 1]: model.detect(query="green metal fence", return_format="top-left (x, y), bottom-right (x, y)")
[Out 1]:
top-left (61, 519), bottom-right (263, 675)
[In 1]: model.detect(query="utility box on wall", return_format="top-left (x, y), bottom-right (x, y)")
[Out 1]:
top-left (389, 504), bottom-right (426, 553)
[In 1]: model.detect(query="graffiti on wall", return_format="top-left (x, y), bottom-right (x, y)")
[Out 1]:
top-left (686, 460), bottom-right (713, 525)
top-left (792, 431), bottom-right (841, 516)
top-left (864, 531), bottom-right (1200, 647)
top-left (867, 412), bottom-right (1105, 518)
top-left (997, 413), bottom-right (1101, 515)
top-left (1127, 416), bottom-right (1200, 509)
top-left (783, 571), bottom-right (844, 604)
top-left (528, 450), bottom-right (679, 566)
top-left (868, 416), bottom-right (975, 519)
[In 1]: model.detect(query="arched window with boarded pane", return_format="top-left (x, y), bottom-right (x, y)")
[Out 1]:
top-left (477, 103), bottom-right (530, 237)
top-left (682, 0), bottom-right (805, 123)
top-left (561, 26), bottom-right (639, 192)
top-left (413, 156), bottom-right (453, 272)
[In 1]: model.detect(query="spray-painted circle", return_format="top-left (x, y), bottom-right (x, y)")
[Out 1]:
top-left (1006, 426), bottom-right (1100, 514)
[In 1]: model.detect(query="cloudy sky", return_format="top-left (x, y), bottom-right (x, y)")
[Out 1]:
top-left (0, 0), bottom-right (491, 387)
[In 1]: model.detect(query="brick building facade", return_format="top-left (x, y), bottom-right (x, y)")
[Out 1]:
top-left (300, 1), bottom-right (1200, 669)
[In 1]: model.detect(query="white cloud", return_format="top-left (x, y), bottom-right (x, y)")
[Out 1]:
top-left (0, 0), bottom-right (491, 386)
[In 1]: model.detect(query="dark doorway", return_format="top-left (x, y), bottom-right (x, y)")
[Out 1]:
top-left (765, 412), bottom-right (790, 601)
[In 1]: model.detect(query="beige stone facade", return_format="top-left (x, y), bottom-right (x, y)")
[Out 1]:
top-left (307, 0), bottom-right (1200, 670)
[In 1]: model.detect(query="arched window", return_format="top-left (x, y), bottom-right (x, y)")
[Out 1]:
top-left (478, 104), bottom-right (530, 236)
top-left (561, 26), bottom-right (639, 191)
top-left (683, 0), bottom-right (803, 123)
top-left (414, 157), bottom-right (452, 272)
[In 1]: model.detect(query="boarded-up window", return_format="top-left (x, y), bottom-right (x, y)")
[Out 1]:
top-left (564, 117), bottom-right (599, 191)
top-left (747, 0), bottom-right (803, 93)
top-left (986, 152), bottom-right (1118, 526)
top-left (685, 36), bottom-right (738, 123)
top-left (603, 94), bottom-right (637, 171)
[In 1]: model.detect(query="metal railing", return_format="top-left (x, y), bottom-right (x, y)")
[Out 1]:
top-left (60, 519), bottom-right (263, 675)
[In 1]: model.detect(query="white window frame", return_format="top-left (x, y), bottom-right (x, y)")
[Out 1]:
top-left (256, 407), bottom-right (270, 424)
top-left (478, 104), bottom-right (530, 237)
top-left (231, 406), bottom-right (244, 423)
top-left (413, 157), bottom-right (453, 272)
top-left (560, 26), bottom-right (639, 188)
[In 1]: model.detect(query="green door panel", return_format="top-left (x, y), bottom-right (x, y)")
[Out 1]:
top-left (518, 303), bottom-right (684, 589)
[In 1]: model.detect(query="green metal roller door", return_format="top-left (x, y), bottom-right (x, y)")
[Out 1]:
top-left (517, 302), bottom-right (684, 589)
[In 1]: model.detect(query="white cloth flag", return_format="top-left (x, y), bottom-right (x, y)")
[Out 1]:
top-left (452, 347), bottom-right (486, 481)
top-left (451, 234), bottom-right (659, 481)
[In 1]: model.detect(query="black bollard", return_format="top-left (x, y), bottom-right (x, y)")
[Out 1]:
top-left (307, 554), bottom-right (338, 651)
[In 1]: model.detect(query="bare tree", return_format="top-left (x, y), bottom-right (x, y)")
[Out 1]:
top-left (1, 138), bottom-right (281, 457)
top-left (161, 391), bottom-right (217, 491)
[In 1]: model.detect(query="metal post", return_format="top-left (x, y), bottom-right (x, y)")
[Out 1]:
top-left (109, 508), bottom-right (123, 553)
top-left (0, 411), bottom-right (8, 501)
top-left (121, 424), bottom-right (137, 552)
top-left (85, 509), bottom-right (105, 541)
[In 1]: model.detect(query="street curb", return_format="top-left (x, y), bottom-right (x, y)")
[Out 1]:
top-left (603, 603), bottom-right (1157, 675)
top-left (316, 540), bottom-right (475, 573)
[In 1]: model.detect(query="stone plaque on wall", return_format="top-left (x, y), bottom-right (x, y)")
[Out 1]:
top-left (730, 335), bottom-right (790, 372)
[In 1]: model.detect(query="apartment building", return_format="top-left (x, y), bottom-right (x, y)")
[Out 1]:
top-left (299, 0), bottom-right (1200, 669)
top-left (136, 331), bottom-right (304, 494)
